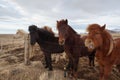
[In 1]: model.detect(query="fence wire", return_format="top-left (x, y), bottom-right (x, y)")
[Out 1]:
top-left (0, 38), bottom-right (24, 53)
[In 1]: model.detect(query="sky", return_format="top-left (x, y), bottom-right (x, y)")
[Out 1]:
top-left (0, 0), bottom-right (120, 34)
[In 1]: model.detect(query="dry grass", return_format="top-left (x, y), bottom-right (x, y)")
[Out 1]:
top-left (111, 33), bottom-right (120, 39)
top-left (0, 33), bottom-right (120, 80)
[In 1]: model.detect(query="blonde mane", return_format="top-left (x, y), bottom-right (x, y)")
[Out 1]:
top-left (42, 26), bottom-right (54, 35)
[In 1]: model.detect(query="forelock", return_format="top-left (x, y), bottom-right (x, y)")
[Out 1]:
top-left (29, 25), bottom-right (38, 32)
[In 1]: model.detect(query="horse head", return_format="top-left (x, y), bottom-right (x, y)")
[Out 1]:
top-left (28, 25), bottom-right (39, 45)
top-left (56, 19), bottom-right (69, 45)
top-left (85, 24), bottom-right (106, 51)
top-left (85, 24), bottom-right (114, 56)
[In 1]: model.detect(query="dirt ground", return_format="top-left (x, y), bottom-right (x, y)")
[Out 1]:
top-left (0, 33), bottom-right (120, 80)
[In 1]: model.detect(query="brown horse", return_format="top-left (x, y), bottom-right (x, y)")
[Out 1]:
top-left (85, 24), bottom-right (120, 80)
top-left (56, 19), bottom-right (96, 78)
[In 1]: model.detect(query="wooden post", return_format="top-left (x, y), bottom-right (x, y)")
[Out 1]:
top-left (29, 44), bottom-right (34, 59)
top-left (0, 40), bottom-right (2, 52)
top-left (24, 34), bottom-right (30, 65)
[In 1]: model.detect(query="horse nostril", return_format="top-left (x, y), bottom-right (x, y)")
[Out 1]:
top-left (88, 43), bottom-right (95, 50)
top-left (59, 41), bottom-right (65, 45)
top-left (59, 42), bottom-right (63, 45)
top-left (89, 45), bottom-right (94, 49)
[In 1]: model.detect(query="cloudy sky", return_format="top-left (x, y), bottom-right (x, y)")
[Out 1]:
top-left (0, 0), bottom-right (120, 34)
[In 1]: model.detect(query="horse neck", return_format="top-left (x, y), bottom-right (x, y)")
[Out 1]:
top-left (98, 31), bottom-right (113, 56)
top-left (35, 30), bottom-right (44, 46)
top-left (65, 31), bottom-right (76, 44)
top-left (36, 30), bottom-right (59, 45)
top-left (68, 25), bottom-right (77, 34)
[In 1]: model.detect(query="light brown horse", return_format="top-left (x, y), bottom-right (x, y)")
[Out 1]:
top-left (85, 24), bottom-right (120, 80)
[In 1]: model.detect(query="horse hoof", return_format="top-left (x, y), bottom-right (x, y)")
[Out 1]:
top-left (44, 65), bottom-right (48, 68)
top-left (64, 73), bottom-right (67, 77)
top-left (48, 68), bottom-right (53, 71)
top-left (64, 71), bottom-right (67, 77)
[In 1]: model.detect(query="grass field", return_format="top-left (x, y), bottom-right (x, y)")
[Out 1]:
top-left (0, 33), bottom-right (120, 80)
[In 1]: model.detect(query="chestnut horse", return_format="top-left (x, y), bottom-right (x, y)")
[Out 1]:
top-left (85, 24), bottom-right (120, 80)
top-left (29, 25), bottom-right (64, 70)
top-left (56, 19), bottom-right (96, 78)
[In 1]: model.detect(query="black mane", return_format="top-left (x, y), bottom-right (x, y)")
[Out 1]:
top-left (37, 28), bottom-right (57, 42)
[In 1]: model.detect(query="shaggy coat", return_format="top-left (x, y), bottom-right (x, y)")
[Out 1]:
top-left (85, 24), bottom-right (120, 80)
top-left (29, 25), bottom-right (64, 70)
top-left (57, 19), bottom-right (96, 78)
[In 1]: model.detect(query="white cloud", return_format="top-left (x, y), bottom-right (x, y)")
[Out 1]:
top-left (0, 0), bottom-right (120, 34)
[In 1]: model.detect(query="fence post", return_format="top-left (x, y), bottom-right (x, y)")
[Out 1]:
top-left (0, 40), bottom-right (2, 52)
top-left (24, 34), bottom-right (30, 65)
top-left (29, 44), bottom-right (34, 59)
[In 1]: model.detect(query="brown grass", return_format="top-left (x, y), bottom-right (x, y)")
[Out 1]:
top-left (0, 33), bottom-right (120, 80)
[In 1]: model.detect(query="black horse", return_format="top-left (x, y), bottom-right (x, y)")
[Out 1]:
top-left (29, 25), bottom-right (64, 70)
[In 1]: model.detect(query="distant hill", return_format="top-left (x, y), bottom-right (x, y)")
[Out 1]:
top-left (0, 34), bottom-right (14, 39)
top-left (107, 29), bottom-right (120, 33)
top-left (112, 29), bottom-right (120, 33)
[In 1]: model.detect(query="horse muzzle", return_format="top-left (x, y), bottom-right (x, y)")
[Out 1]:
top-left (85, 39), bottom-right (95, 52)
top-left (59, 40), bottom-right (65, 45)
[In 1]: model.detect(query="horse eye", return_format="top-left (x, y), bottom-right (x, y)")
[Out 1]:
top-left (96, 33), bottom-right (99, 34)
top-left (89, 40), bottom-right (92, 43)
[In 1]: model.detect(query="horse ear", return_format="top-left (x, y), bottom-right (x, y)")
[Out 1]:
top-left (65, 19), bottom-right (68, 24)
top-left (101, 24), bottom-right (106, 31)
top-left (57, 21), bottom-right (59, 24)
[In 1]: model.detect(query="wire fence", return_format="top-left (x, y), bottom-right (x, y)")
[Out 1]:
top-left (0, 38), bottom-right (24, 53)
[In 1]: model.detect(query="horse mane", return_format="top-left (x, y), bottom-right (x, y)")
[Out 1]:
top-left (38, 28), bottom-right (55, 39)
top-left (68, 25), bottom-right (77, 34)
top-left (42, 26), bottom-right (55, 36)
top-left (81, 35), bottom-right (87, 41)
top-left (57, 19), bottom-right (77, 35)
top-left (87, 24), bottom-right (113, 41)
top-left (87, 24), bottom-right (114, 56)
top-left (29, 25), bottom-right (55, 37)
top-left (87, 24), bottom-right (104, 33)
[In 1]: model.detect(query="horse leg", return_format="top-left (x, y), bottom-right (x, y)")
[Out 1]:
top-left (116, 65), bottom-right (120, 72)
top-left (99, 65), bottom-right (104, 80)
top-left (47, 53), bottom-right (53, 71)
top-left (88, 55), bottom-right (95, 67)
top-left (103, 65), bottom-right (112, 80)
top-left (90, 50), bottom-right (95, 67)
top-left (74, 58), bottom-right (79, 71)
top-left (66, 58), bottom-right (73, 70)
top-left (88, 56), bottom-right (92, 66)
top-left (44, 54), bottom-right (48, 68)
top-left (66, 59), bottom-right (73, 77)
top-left (73, 57), bottom-right (79, 79)
top-left (92, 56), bottom-right (95, 66)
